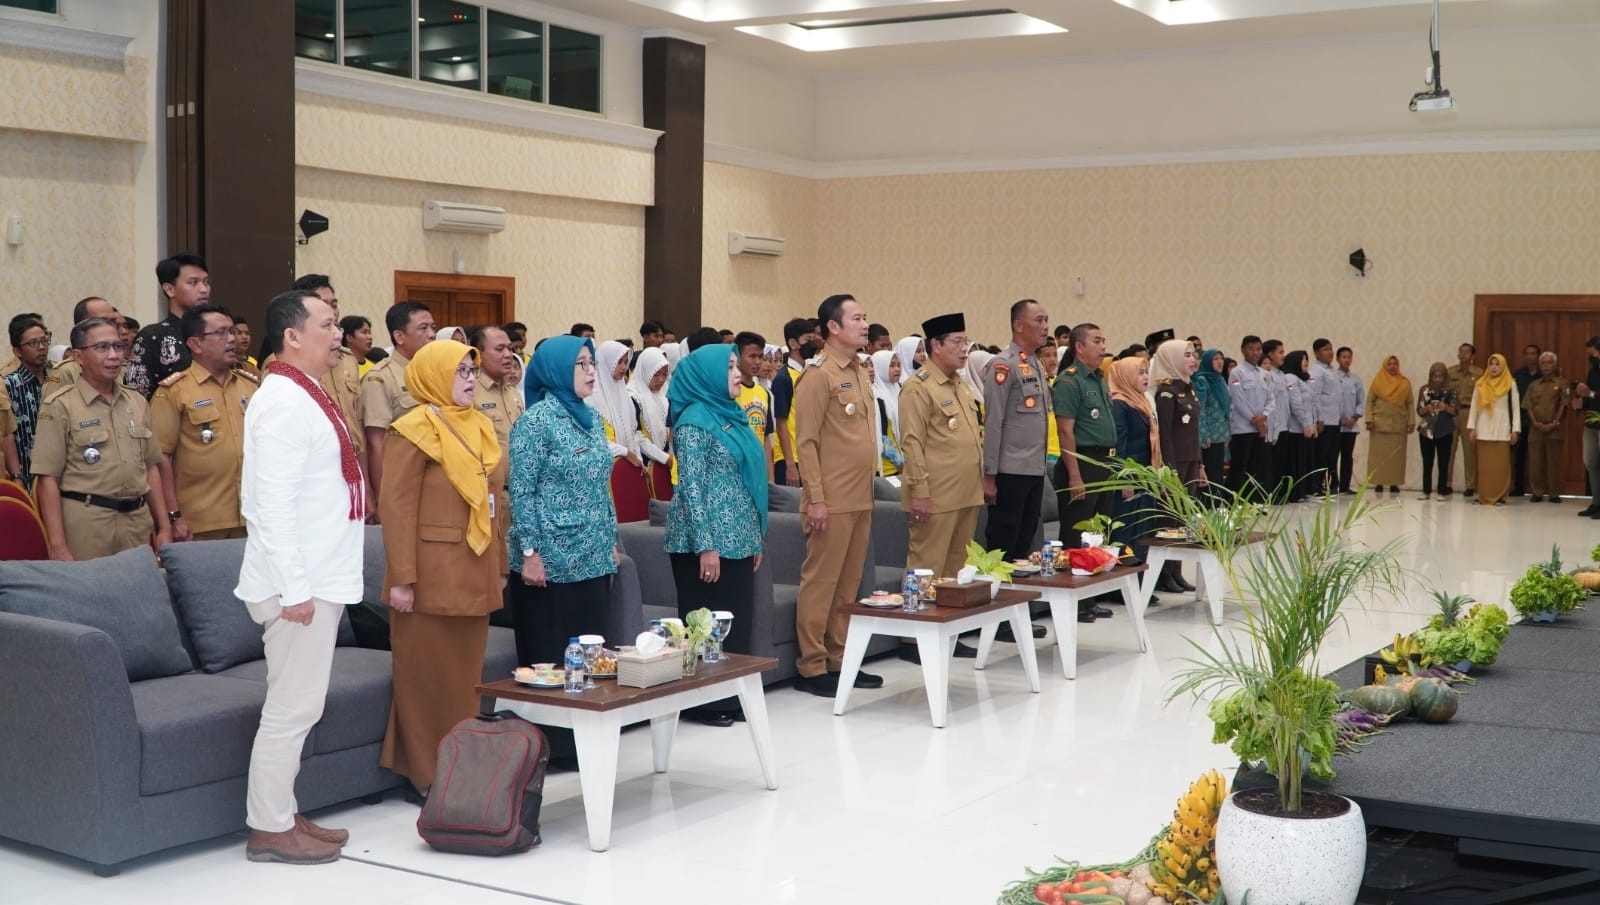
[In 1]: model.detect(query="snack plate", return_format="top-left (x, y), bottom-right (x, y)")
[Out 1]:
top-left (1010, 564), bottom-right (1042, 575)
top-left (858, 597), bottom-right (903, 609)
top-left (513, 671), bottom-right (564, 688)
top-left (1155, 529), bottom-right (1191, 540)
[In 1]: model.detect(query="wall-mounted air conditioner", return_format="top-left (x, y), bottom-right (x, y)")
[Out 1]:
top-left (728, 231), bottom-right (786, 257)
top-left (423, 201), bottom-right (507, 234)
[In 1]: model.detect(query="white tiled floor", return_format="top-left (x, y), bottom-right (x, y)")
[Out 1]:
top-left (4, 493), bottom-right (1594, 904)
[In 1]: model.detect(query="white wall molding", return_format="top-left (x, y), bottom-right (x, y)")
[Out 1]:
top-left (642, 28), bottom-right (713, 46)
top-left (705, 142), bottom-right (818, 178)
top-left (295, 60), bottom-right (662, 151)
top-left (0, 15), bottom-right (132, 60)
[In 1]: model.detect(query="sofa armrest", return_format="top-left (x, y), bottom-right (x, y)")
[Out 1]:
top-left (0, 612), bottom-right (144, 867)
top-left (608, 553), bottom-right (645, 642)
top-left (743, 552), bottom-right (779, 661)
top-left (764, 512), bottom-right (808, 584)
top-left (617, 523), bottom-right (678, 617)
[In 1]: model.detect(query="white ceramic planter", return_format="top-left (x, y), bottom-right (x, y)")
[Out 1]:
top-left (1214, 790), bottom-right (1366, 905)
top-left (1080, 532), bottom-right (1104, 549)
top-left (975, 574), bottom-right (1001, 598)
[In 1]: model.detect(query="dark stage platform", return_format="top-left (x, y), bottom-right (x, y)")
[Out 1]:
top-left (1240, 606), bottom-right (1600, 904)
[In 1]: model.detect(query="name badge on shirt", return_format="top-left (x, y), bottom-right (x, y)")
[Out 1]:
top-left (839, 381), bottom-right (854, 388)
top-left (488, 487), bottom-right (495, 518)
top-left (939, 399), bottom-right (953, 408)
top-left (479, 402), bottom-right (497, 410)
top-left (192, 399), bottom-right (214, 408)
top-left (575, 445), bottom-right (590, 455)
top-left (78, 418), bottom-right (101, 428)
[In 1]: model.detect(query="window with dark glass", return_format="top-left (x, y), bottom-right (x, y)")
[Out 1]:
top-left (344, 0), bottom-right (412, 78)
top-left (294, 0), bottom-right (338, 62)
top-left (0, 0), bottom-right (58, 10)
top-left (417, 0), bottom-right (481, 90)
top-left (548, 25), bottom-right (600, 113)
top-left (486, 10), bottom-right (542, 103)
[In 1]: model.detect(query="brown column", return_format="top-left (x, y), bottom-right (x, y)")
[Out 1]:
top-left (165, 0), bottom-right (295, 336)
top-left (642, 37), bottom-right (705, 337)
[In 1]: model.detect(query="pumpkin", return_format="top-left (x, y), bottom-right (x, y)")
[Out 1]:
top-left (1408, 677), bottom-right (1459, 723)
top-left (1350, 683), bottom-right (1410, 718)
top-left (1573, 571), bottom-right (1600, 592)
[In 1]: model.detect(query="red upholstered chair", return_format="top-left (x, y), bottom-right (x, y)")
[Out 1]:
top-left (0, 478), bottom-right (31, 510)
top-left (610, 459), bottom-right (650, 523)
top-left (648, 461), bottom-right (674, 502)
top-left (0, 497), bottom-right (49, 560)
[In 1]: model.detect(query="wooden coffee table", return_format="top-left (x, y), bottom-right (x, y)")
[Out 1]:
top-left (477, 653), bottom-right (779, 852)
top-left (998, 563), bottom-right (1148, 679)
top-left (833, 589), bottom-right (1042, 728)
top-left (1141, 532), bottom-right (1269, 625)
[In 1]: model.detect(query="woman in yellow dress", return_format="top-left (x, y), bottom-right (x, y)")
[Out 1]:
top-left (1364, 356), bottom-right (1415, 493)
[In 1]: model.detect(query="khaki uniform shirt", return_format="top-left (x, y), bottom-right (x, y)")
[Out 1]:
top-left (981, 342), bottom-right (1052, 477)
top-left (0, 377), bottom-right (13, 437)
top-left (361, 353), bottom-right (417, 435)
top-left (475, 372), bottom-right (524, 540)
top-left (898, 365), bottom-right (983, 513)
top-left (33, 379), bottom-right (163, 498)
top-left (42, 358), bottom-right (81, 391)
top-left (1523, 375), bottom-right (1570, 436)
top-left (1447, 364), bottom-right (1483, 420)
top-left (264, 349), bottom-right (363, 456)
top-left (793, 351), bottom-right (877, 512)
top-left (150, 362), bottom-right (256, 533)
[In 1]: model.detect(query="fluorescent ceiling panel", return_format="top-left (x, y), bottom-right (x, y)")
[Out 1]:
top-left (626, 0), bottom-right (967, 23)
top-left (1118, 0), bottom-right (1472, 26)
top-left (737, 10), bottom-right (1064, 51)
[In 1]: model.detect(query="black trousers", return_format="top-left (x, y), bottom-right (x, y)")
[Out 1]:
top-left (1055, 454), bottom-right (1115, 548)
top-left (1313, 428), bottom-right (1341, 494)
top-left (671, 553), bottom-right (755, 713)
top-left (1227, 433), bottom-right (1273, 501)
top-left (1512, 431), bottom-right (1529, 496)
top-left (1201, 443), bottom-right (1226, 504)
top-left (773, 460), bottom-right (794, 487)
top-left (986, 472), bottom-right (1044, 561)
top-left (1419, 433), bottom-right (1454, 495)
top-left (509, 574), bottom-right (609, 759)
top-left (1338, 432), bottom-right (1359, 491)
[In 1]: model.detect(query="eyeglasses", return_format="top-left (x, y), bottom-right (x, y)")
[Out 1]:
top-left (454, 366), bottom-right (480, 380)
top-left (76, 341), bottom-right (129, 355)
top-left (19, 334), bottom-right (52, 350)
top-left (574, 359), bottom-right (597, 371)
top-left (198, 327), bottom-right (236, 340)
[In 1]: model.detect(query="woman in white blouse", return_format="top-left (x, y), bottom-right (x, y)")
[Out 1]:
top-left (1466, 352), bottom-right (1521, 506)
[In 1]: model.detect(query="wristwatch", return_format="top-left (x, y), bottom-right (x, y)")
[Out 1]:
top-left (521, 547), bottom-right (535, 559)
top-left (168, 510), bottom-right (183, 521)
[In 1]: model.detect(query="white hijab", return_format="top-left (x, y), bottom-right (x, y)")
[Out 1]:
top-left (860, 352), bottom-right (884, 469)
top-left (964, 348), bottom-right (994, 403)
top-left (588, 339), bottom-right (640, 453)
top-left (895, 336), bottom-right (923, 386)
top-left (870, 349), bottom-right (902, 439)
top-left (661, 342), bottom-right (681, 367)
top-left (628, 347), bottom-right (671, 452)
top-left (436, 326), bottom-right (464, 344)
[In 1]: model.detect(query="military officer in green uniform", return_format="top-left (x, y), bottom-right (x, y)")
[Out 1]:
top-left (1052, 322), bottom-right (1115, 622)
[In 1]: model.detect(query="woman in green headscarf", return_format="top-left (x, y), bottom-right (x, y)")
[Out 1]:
top-left (663, 344), bottom-right (768, 726)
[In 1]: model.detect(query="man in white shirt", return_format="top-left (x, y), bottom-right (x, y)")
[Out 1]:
top-left (1336, 346), bottom-right (1365, 494)
top-left (236, 290), bottom-right (367, 865)
top-left (1309, 339), bottom-right (1343, 495)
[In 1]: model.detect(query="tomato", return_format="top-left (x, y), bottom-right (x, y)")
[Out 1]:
top-left (1034, 883), bottom-right (1054, 903)
top-left (1045, 892), bottom-right (1066, 905)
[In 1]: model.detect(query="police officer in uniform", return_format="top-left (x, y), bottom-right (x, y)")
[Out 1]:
top-left (982, 299), bottom-right (1053, 561)
top-left (150, 305), bottom-right (255, 541)
top-left (33, 318), bottom-right (172, 560)
top-left (1053, 323), bottom-right (1116, 622)
top-left (363, 301), bottom-right (436, 510)
top-left (791, 294), bottom-right (881, 698)
top-left (1447, 343), bottom-right (1484, 496)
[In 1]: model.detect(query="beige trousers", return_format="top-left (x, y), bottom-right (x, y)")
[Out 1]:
top-left (245, 598), bottom-right (343, 833)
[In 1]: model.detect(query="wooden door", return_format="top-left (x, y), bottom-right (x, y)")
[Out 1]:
top-left (1476, 295), bottom-right (1600, 497)
top-left (393, 272), bottom-right (515, 331)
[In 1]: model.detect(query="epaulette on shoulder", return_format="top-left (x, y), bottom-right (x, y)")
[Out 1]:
top-left (158, 371), bottom-right (187, 388)
top-left (805, 355), bottom-right (825, 369)
top-left (233, 368), bottom-right (260, 384)
top-left (42, 384), bottom-right (74, 405)
top-left (1064, 366), bottom-right (1078, 376)
top-left (914, 370), bottom-right (929, 381)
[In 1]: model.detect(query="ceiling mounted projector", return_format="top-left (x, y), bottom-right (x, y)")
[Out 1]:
top-left (1409, 0), bottom-right (1455, 113)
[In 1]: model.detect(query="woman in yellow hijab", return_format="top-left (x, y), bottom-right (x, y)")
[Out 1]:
top-left (1364, 355), bottom-right (1415, 493)
top-left (1465, 352), bottom-right (1521, 505)
top-left (378, 338), bottom-right (508, 797)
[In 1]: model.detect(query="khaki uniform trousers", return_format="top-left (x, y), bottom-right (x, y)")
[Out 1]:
top-left (1453, 430), bottom-right (1478, 489)
top-left (62, 502), bottom-right (150, 561)
top-left (1527, 430), bottom-right (1566, 498)
top-left (908, 506), bottom-right (980, 577)
top-left (796, 509), bottom-right (872, 678)
top-left (193, 526), bottom-right (248, 541)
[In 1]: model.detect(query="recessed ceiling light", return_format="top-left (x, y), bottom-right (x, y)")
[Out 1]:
top-left (417, 16), bottom-right (426, 22)
top-left (323, 32), bottom-right (335, 38)
top-left (451, 55), bottom-right (462, 61)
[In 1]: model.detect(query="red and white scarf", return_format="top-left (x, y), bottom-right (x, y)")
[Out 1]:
top-left (266, 360), bottom-right (366, 520)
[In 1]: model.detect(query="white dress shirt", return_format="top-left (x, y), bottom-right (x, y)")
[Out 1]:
top-left (235, 372), bottom-right (365, 619)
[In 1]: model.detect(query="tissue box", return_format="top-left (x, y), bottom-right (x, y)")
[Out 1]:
top-left (617, 646), bottom-right (684, 688)
top-left (934, 581), bottom-right (992, 608)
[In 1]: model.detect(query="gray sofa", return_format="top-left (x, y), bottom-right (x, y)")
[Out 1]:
top-left (0, 528), bottom-right (643, 875)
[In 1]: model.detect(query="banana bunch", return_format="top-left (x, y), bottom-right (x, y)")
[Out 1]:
top-left (1147, 769), bottom-right (1226, 902)
top-left (1379, 633), bottom-right (1425, 674)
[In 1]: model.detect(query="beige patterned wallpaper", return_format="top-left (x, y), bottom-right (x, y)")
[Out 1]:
top-left (0, 45), bottom-right (147, 143)
top-left (294, 167), bottom-right (644, 341)
top-left (296, 93), bottom-right (654, 208)
top-left (701, 162), bottom-right (818, 337)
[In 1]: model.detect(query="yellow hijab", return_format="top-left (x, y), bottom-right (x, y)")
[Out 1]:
top-left (1474, 353), bottom-right (1515, 415)
top-left (1107, 357), bottom-right (1161, 467)
top-left (1370, 356), bottom-right (1411, 408)
top-left (393, 340), bottom-right (503, 556)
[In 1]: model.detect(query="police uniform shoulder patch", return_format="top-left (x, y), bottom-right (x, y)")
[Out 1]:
top-left (993, 363), bottom-right (1010, 385)
top-left (1159, 391), bottom-right (1174, 399)
top-left (158, 371), bottom-right (187, 388)
top-left (42, 384), bottom-right (74, 405)
top-left (1064, 366), bottom-right (1078, 376)
top-left (233, 368), bottom-right (260, 384)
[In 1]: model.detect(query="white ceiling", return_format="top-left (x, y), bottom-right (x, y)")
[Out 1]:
top-left (531, 0), bottom-right (1600, 75)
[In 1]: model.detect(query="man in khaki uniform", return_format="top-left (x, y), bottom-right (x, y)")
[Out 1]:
top-left (900, 313), bottom-right (983, 575)
top-left (792, 294), bottom-right (881, 698)
top-left (1523, 351), bottom-right (1570, 502)
top-left (470, 324), bottom-right (523, 538)
top-left (1448, 342), bottom-right (1484, 495)
top-left (33, 318), bottom-right (171, 560)
top-left (40, 297), bottom-right (118, 395)
top-left (151, 305), bottom-right (256, 541)
top-left (362, 301), bottom-right (436, 510)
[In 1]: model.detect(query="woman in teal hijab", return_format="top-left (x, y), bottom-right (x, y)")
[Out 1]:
top-left (1194, 348), bottom-right (1231, 502)
top-left (663, 344), bottom-right (767, 727)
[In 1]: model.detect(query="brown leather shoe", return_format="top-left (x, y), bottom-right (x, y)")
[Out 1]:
top-left (245, 827), bottom-right (341, 864)
top-left (295, 813), bottom-right (349, 846)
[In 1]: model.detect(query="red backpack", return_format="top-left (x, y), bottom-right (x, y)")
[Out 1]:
top-left (416, 712), bottom-right (549, 855)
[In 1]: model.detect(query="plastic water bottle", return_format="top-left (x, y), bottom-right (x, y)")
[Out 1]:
top-left (563, 638), bottom-right (585, 692)
top-left (1040, 543), bottom-right (1056, 578)
top-left (902, 570), bottom-right (920, 612)
top-left (648, 620), bottom-right (667, 641)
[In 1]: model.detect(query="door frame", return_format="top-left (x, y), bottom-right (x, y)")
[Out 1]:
top-left (1474, 294), bottom-right (1600, 350)
top-left (393, 271), bottom-right (516, 322)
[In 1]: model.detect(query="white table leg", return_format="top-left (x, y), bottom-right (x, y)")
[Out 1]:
top-left (1043, 595), bottom-right (1075, 680)
top-left (974, 621), bottom-right (997, 669)
top-left (1200, 557), bottom-right (1226, 625)
top-left (832, 618), bottom-right (873, 717)
top-left (1008, 605), bottom-right (1041, 692)
top-left (1193, 555), bottom-right (1207, 601)
top-left (570, 711), bottom-right (622, 852)
top-left (649, 713), bottom-right (678, 774)
top-left (1142, 548), bottom-right (1170, 611)
top-left (735, 674), bottom-right (778, 791)
top-left (914, 625), bottom-right (950, 728)
top-left (1121, 574), bottom-right (1150, 652)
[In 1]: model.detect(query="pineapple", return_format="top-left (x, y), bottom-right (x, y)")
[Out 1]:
top-left (1427, 590), bottom-right (1471, 630)
top-left (1537, 544), bottom-right (1565, 579)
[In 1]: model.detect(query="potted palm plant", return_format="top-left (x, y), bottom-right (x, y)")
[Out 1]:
top-left (1083, 459), bottom-right (1405, 905)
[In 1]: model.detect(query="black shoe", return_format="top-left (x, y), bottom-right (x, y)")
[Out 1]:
top-left (1155, 575), bottom-right (1185, 594)
top-left (1549, 496), bottom-right (1562, 504)
top-left (900, 641), bottom-right (980, 664)
top-left (836, 670), bottom-right (883, 689)
top-left (1077, 609), bottom-right (1098, 623)
top-left (1340, 488), bottom-right (1356, 495)
top-left (685, 711), bottom-right (735, 728)
top-left (1173, 575), bottom-right (1196, 592)
top-left (794, 673), bottom-right (839, 697)
top-left (401, 785), bottom-right (427, 806)
top-left (1589, 510), bottom-right (1600, 520)
top-left (1580, 506), bottom-right (1600, 517)
top-left (1464, 486), bottom-right (1475, 496)
top-left (994, 622), bottom-right (1047, 643)
top-left (1530, 495), bottom-right (1544, 503)
top-left (1390, 486), bottom-right (1400, 494)
top-left (1092, 605), bottom-right (1114, 618)
top-left (953, 641), bottom-right (978, 658)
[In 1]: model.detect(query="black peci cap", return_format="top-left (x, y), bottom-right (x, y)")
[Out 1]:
top-left (922, 313), bottom-right (966, 339)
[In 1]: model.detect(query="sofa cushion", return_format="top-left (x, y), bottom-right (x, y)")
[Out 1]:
top-left (766, 482), bottom-right (803, 513)
top-left (361, 526), bottom-right (386, 609)
top-left (221, 646), bottom-right (392, 755)
top-left (873, 565), bottom-right (905, 594)
top-left (874, 477), bottom-right (902, 502)
top-left (0, 546), bottom-right (191, 682)
top-left (648, 498), bottom-right (671, 526)
top-left (483, 626), bottom-right (519, 681)
top-left (130, 673), bottom-right (294, 795)
top-left (770, 583), bottom-right (799, 645)
top-left (164, 540), bottom-right (355, 673)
